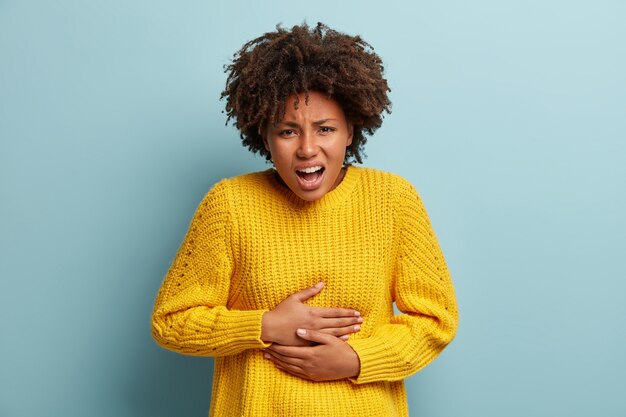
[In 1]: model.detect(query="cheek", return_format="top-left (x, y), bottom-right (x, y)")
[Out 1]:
top-left (335, 139), bottom-right (350, 157)
top-left (268, 144), bottom-right (291, 166)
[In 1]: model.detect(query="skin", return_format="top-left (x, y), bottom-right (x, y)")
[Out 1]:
top-left (261, 283), bottom-right (362, 381)
top-left (263, 328), bottom-right (361, 382)
top-left (260, 92), bottom-right (361, 380)
top-left (261, 282), bottom-right (363, 347)
top-left (262, 91), bottom-right (354, 202)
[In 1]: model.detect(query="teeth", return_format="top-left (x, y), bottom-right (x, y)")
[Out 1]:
top-left (297, 166), bottom-right (323, 173)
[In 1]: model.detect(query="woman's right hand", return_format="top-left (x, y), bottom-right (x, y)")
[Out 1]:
top-left (261, 282), bottom-right (363, 346)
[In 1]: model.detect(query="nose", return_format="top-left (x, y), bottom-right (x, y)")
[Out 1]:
top-left (296, 131), bottom-right (319, 159)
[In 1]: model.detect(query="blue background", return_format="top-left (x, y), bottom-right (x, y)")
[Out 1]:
top-left (1, 1), bottom-right (625, 416)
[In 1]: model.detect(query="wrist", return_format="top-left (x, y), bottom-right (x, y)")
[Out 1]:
top-left (261, 310), bottom-right (275, 343)
top-left (346, 343), bottom-right (361, 379)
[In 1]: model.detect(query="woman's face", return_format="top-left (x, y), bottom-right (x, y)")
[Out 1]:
top-left (263, 91), bottom-right (353, 202)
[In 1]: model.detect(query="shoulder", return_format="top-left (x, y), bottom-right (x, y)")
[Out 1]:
top-left (352, 167), bottom-right (432, 230)
top-left (352, 166), bottom-right (420, 201)
top-left (205, 170), bottom-right (272, 194)
top-left (198, 170), bottom-right (275, 210)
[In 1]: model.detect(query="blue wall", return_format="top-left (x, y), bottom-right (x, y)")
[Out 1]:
top-left (1, 1), bottom-right (625, 416)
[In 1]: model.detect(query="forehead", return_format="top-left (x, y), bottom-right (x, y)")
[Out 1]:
top-left (280, 91), bottom-right (346, 122)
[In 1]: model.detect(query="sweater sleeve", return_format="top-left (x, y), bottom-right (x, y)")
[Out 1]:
top-left (347, 180), bottom-right (458, 384)
top-left (151, 180), bottom-right (270, 356)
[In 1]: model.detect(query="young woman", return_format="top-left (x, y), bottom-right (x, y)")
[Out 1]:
top-left (151, 22), bottom-right (458, 417)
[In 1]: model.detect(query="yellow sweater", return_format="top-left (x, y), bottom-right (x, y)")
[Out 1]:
top-left (151, 165), bottom-right (458, 417)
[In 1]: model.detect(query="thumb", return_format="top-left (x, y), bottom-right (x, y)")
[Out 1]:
top-left (296, 328), bottom-right (336, 344)
top-left (292, 282), bottom-right (324, 302)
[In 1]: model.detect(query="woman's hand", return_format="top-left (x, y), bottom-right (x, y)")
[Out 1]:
top-left (263, 329), bottom-right (361, 381)
top-left (261, 282), bottom-right (362, 346)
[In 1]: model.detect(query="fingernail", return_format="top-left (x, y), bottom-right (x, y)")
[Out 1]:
top-left (297, 328), bottom-right (306, 336)
top-left (354, 311), bottom-right (361, 316)
top-left (340, 335), bottom-right (349, 341)
top-left (357, 317), bottom-right (364, 323)
top-left (354, 325), bottom-right (361, 331)
top-left (263, 353), bottom-right (270, 359)
top-left (315, 282), bottom-right (324, 289)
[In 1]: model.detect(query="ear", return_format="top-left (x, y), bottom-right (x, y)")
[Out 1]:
top-left (346, 123), bottom-right (353, 146)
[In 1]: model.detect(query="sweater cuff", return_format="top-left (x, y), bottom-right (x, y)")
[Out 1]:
top-left (207, 309), bottom-right (271, 354)
top-left (346, 336), bottom-right (392, 384)
top-left (346, 333), bottom-right (429, 384)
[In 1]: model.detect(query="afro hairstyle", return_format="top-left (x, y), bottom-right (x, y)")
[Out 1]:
top-left (221, 22), bottom-right (391, 164)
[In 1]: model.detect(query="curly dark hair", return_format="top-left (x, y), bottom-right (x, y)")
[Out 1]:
top-left (221, 22), bottom-right (391, 164)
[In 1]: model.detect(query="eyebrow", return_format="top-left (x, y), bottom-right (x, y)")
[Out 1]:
top-left (274, 119), bottom-right (338, 128)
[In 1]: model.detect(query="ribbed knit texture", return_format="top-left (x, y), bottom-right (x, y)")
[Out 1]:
top-left (151, 165), bottom-right (458, 417)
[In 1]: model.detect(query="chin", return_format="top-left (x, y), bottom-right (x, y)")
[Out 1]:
top-left (294, 189), bottom-right (326, 202)
top-left (293, 181), bottom-right (333, 201)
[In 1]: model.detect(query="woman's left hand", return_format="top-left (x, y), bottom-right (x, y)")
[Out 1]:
top-left (262, 329), bottom-right (360, 381)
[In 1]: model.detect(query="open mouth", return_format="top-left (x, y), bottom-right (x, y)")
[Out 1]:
top-left (296, 166), bottom-right (325, 181)
top-left (295, 165), bottom-right (325, 189)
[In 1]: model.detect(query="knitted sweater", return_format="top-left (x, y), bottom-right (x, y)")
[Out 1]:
top-left (151, 165), bottom-right (458, 417)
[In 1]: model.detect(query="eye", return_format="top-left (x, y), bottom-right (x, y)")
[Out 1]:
top-left (319, 126), bottom-right (336, 134)
top-left (279, 129), bottom-right (297, 137)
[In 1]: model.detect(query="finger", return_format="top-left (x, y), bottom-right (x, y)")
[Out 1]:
top-left (264, 349), bottom-right (304, 366)
top-left (266, 344), bottom-right (309, 359)
top-left (319, 324), bottom-right (361, 337)
top-left (314, 306), bottom-right (361, 318)
top-left (320, 316), bottom-right (363, 328)
top-left (273, 362), bottom-right (310, 380)
top-left (291, 282), bottom-right (324, 302)
top-left (264, 351), bottom-right (305, 374)
top-left (296, 328), bottom-right (337, 345)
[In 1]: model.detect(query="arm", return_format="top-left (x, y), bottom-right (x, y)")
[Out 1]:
top-left (345, 180), bottom-right (459, 384)
top-left (151, 181), bottom-right (362, 356)
top-left (263, 180), bottom-right (458, 383)
top-left (151, 181), bottom-right (270, 356)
